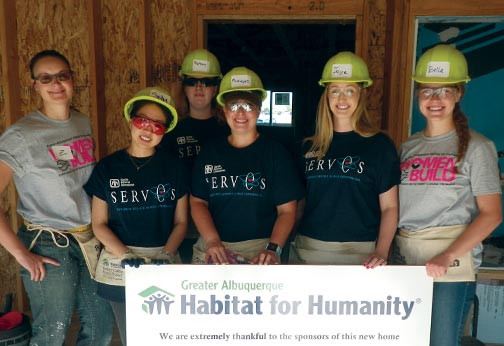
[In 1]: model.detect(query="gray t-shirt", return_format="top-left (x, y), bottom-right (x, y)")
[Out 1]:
top-left (0, 109), bottom-right (95, 229)
top-left (399, 129), bottom-right (501, 231)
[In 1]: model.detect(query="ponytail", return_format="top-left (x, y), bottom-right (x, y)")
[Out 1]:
top-left (453, 84), bottom-right (470, 172)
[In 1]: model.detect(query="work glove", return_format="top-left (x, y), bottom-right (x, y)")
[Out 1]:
top-left (120, 250), bottom-right (146, 268)
top-left (150, 250), bottom-right (175, 265)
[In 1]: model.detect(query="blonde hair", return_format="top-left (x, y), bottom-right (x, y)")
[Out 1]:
top-left (305, 85), bottom-right (379, 160)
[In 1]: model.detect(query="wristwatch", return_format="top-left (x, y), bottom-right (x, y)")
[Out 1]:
top-left (265, 242), bottom-right (282, 256)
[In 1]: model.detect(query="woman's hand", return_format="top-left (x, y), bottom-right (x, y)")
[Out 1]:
top-left (205, 239), bottom-right (228, 264)
top-left (425, 252), bottom-right (453, 277)
top-left (363, 252), bottom-right (387, 269)
top-left (16, 250), bottom-right (60, 281)
top-left (250, 250), bottom-right (280, 265)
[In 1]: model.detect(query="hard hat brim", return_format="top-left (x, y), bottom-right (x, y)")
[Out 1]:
top-left (412, 76), bottom-right (471, 84)
top-left (123, 95), bottom-right (178, 133)
top-left (318, 79), bottom-right (373, 88)
top-left (216, 88), bottom-right (267, 106)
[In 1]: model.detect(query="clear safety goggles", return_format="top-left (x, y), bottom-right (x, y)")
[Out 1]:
top-left (226, 102), bottom-right (258, 113)
top-left (328, 86), bottom-right (360, 98)
top-left (418, 86), bottom-right (458, 99)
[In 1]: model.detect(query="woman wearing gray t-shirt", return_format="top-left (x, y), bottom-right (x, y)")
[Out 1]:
top-left (396, 45), bottom-right (502, 346)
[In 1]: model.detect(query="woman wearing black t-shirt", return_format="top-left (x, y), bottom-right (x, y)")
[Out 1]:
top-left (291, 52), bottom-right (400, 268)
top-left (190, 67), bottom-right (303, 265)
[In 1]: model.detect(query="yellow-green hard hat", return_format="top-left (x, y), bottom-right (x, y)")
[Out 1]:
top-left (179, 49), bottom-right (222, 78)
top-left (123, 87), bottom-right (178, 133)
top-left (319, 51), bottom-right (373, 87)
top-left (412, 44), bottom-right (470, 84)
top-left (216, 67), bottom-right (267, 106)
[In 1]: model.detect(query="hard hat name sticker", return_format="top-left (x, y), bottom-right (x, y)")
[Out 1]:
top-left (192, 59), bottom-right (210, 73)
top-left (332, 64), bottom-right (352, 78)
top-left (150, 90), bottom-right (172, 104)
top-left (426, 62), bottom-right (450, 78)
top-left (231, 75), bottom-right (252, 87)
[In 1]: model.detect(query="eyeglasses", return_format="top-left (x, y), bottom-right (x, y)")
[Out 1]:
top-left (226, 102), bottom-right (258, 113)
top-left (33, 71), bottom-right (72, 84)
top-left (328, 86), bottom-right (360, 98)
top-left (182, 77), bottom-right (220, 87)
top-left (131, 115), bottom-right (167, 135)
top-left (418, 87), bottom-right (458, 100)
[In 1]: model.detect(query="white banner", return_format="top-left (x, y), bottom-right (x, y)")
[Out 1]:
top-left (125, 265), bottom-right (432, 346)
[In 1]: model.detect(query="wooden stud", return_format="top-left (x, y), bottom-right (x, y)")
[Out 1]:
top-left (87, 0), bottom-right (107, 159)
top-left (140, 0), bottom-right (152, 87)
top-left (0, 0), bottom-right (23, 312)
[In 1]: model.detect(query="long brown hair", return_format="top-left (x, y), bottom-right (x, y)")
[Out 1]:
top-left (304, 85), bottom-right (379, 160)
top-left (453, 83), bottom-right (470, 171)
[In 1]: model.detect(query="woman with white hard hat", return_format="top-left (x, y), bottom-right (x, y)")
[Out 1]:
top-left (291, 51), bottom-right (400, 268)
top-left (190, 67), bottom-right (303, 265)
top-left (84, 87), bottom-right (188, 345)
top-left (395, 44), bottom-right (502, 346)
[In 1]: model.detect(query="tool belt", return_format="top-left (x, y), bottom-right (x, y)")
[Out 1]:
top-left (192, 237), bottom-right (268, 264)
top-left (393, 224), bottom-right (475, 282)
top-left (24, 220), bottom-right (101, 279)
top-left (95, 246), bottom-right (182, 286)
top-left (289, 234), bottom-right (375, 265)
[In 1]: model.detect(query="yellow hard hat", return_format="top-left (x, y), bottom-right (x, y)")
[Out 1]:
top-left (216, 67), bottom-right (267, 106)
top-left (319, 51), bottom-right (373, 87)
top-left (179, 49), bottom-right (222, 78)
top-left (123, 87), bottom-right (178, 133)
top-left (412, 44), bottom-right (470, 84)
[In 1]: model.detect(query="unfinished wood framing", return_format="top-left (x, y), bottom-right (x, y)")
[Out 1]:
top-left (385, 0), bottom-right (504, 145)
top-left (0, 0), bottom-right (502, 315)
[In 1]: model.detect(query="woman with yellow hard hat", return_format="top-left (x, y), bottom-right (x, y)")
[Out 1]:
top-left (158, 49), bottom-right (229, 263)
top-left (190, 67), bottom-right (303, 265)
top-left (84, 87), bottom-right (188, 345)
top-left (396, 44), bottom-right (502, 346)
top-left (291, 51), bottom-right (400, 268)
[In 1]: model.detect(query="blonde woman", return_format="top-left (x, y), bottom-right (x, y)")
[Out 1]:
top-left (291, 52), bottom-right (400, 268)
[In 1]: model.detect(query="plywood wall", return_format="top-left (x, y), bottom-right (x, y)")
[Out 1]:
top-left (0, 0), bottom-right (192, 311)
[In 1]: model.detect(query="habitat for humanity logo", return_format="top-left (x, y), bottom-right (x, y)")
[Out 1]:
top-left (139, 286), bottom-right (175, 315)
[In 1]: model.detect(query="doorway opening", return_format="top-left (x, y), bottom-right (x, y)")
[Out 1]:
top-left (207, 21), bottom-right (356, 153)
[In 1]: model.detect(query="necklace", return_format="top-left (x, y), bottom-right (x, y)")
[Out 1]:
top-left (126, 151), bottom-right (155, 170)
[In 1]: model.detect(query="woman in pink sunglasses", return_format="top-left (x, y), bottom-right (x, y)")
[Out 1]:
top-left (84, 87), bottom-right (189, 345)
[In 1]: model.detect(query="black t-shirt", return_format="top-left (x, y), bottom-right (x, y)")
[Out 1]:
top-left (299, 131), bottom-right (400, 242)
top-left (158, 116), bottom-right (229, 172)
top-left (84, 149), bottom-right (188, 302)
top-left (192, 135), bottom-right (304, 242)
top-left (84, 149), bottom-right (188, 247)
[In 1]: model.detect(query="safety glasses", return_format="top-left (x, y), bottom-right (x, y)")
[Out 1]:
top-left (131, 115), bottom-right (167, 135)
top-left (418, 87), bottom-right (458, 100)
top-left (328, 86), bottom-right (360, 98)
top-left (226, 102), bottom-right (258, 113)
top-left (182, 77), bottom-right (220, 87)
top-left (33, 71), bottom-right (73, 84)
